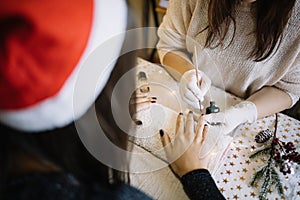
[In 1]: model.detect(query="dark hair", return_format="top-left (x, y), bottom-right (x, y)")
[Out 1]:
top-left (0, 48), bottom-right (136, 192)
top-left (205, 0), bottom-right (296, 61)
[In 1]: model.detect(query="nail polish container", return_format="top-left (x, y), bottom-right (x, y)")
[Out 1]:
top-left (138, 71), bottom-right (150, 93)
top-left (206, 101), bottom-right (220, 114)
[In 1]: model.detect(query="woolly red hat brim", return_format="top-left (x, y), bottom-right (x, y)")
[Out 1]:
top-left (0, 0), bottom-right (93, 109)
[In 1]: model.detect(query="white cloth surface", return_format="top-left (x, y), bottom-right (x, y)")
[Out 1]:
top-left (129, 58), bottom-right (300, 200)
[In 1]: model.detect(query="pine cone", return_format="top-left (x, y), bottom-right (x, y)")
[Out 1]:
top-left (255, 129), bottom-right (273, 143)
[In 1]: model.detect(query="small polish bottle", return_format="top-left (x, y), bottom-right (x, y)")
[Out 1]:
top-left (206, 101), bottom-right (220, 114)
top-left (138, 71), bottom-right (150, 93)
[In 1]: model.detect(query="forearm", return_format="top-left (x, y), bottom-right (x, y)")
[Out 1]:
top-left (246, 86), bottom-right (292, 119)
top-left (161, 51), bottom-right (194, 81)
top-left (181, 169), bottom-right (225, 200)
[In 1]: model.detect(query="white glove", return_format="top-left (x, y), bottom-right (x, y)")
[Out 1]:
top-left (203, 101), bottom-right (258, 135)
top-left (180, 69), bottom-right (211, 109)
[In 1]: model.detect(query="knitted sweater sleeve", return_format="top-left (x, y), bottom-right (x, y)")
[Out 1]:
top-left (156, 0), bottom-right (195, 65)
top-left (275, 1), bottom-right (300, 106)
top-left (180, 169), bottom-right (225, 200)
top-left (274, 48), bottom-right (300, 106)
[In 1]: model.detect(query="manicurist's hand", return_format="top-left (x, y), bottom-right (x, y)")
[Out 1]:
top-left (179, 69), bottom-right (211, 109)
top-left (160, 112), bottom-right (209, 177)
top-left (203, 101), bottom-right (257, 135)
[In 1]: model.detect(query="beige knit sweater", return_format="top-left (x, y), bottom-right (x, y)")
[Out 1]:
top-left (157, 0), bottom-right (300, 106)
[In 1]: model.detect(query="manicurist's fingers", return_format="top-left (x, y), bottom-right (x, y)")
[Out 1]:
top-left (184, 88), bottom-right (202, 102)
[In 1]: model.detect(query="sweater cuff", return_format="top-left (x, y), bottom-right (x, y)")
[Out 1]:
top-left (285, 91), bottom-right (299, 108)
top-left (181, 169), bottom-right (211, 181)
top-left (180, 169), bottom-right (225, 200)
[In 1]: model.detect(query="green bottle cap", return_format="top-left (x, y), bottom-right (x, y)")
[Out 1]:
top-left (206, 101), bottom-right (220, 114)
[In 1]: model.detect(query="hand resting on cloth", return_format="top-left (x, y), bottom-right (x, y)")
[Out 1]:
top-left (160, 112), bottom-right (232, 175)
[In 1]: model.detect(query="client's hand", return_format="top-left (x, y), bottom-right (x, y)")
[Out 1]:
top-left (129, 92), bottom-right (156, 125)
top-left (160, 112), bottom-right (209, 177)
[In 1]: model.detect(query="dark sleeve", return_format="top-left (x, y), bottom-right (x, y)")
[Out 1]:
top-left (180, 169), bottom-right (225, 200)
top-left (4, 173), bottom-right (154, 200)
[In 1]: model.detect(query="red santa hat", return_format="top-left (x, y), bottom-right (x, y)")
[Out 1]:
top-left (0, 0), bottom-right (128, 132)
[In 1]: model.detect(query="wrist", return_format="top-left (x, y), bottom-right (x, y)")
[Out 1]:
top-left (233, 101), bottom-right (257, 123)
top-left (181, 168), bottom-right (210, 179)
top-left (163, 52), bottom-right (195, 80)
top-left (175, 156), bottom-right (209, 177)
top-left (216, 101), bottom-right (257, 134)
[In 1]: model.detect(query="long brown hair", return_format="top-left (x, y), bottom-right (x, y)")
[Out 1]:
top-left (205, 0), bottom-right (296, 61)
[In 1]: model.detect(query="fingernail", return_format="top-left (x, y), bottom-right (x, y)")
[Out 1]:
top-left (179, 112), bottom-right (183, 115)
top-left (201, 114), bottom-right (204, 116)
top-left (135, 120), bottom-right (143, 125)
top-left (159, 129), bottom-right (164, 137)
top-left (204, 124), bottom-right (208, 127)
top-left (151, 100), bottom-right (156, 103)
top-left (151, 97), bottom-right (157, 100)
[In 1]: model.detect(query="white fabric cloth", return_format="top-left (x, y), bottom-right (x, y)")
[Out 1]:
top-left (157, 0), bottom-right (300, 107)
